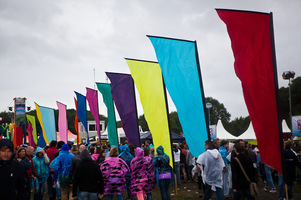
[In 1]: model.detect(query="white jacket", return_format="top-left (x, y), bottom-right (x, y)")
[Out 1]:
top-left (196, 149), bottom-right (225, 191)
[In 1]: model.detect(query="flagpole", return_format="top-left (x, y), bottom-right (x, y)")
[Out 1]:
top-left (162, 76), bottom-right (177, 196)
top-left (270, 12), bottom-right (288, 200)
top-left (194, 41), bottom-right (211, 140)
top-left (131, 78), bottom-right (142, 146)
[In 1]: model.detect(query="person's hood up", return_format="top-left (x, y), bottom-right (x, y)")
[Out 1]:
top-left (135, 147), bottom-right (144, 158)
top-left (61, 144), bottom-right (69, 152)
top-left (120, 144), bottom-right (129, 153)
top-left (35, 147), bottom-right (44, 157)
top-left (80, 149), bottom-right (91, 160)
top-left (0, 139), bottom-right (14, 151)
top-left (157, 145), bottom-right (165, 155)
top-left (207, 149), bottom-right (219, 159)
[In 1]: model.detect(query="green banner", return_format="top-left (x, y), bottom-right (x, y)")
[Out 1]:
top-left (26, 115), bottom-right (37, 144)
top-left (96, 83), bottom-right (118, 149)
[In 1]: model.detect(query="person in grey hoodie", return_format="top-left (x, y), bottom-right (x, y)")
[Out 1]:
top-left (197, 140), bottom-right (225, 200)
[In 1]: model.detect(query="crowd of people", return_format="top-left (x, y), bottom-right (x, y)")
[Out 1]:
top-left (0, 136), bottom-right (301, 200)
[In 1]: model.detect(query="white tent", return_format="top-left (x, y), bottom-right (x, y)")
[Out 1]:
top-left (282, 119), bottom-right (291, 133)
top-left (240, 121), bottom-right (256, 140)
top-left (216, 120), bottom-right (237, 140)
top-left (216, 120), bottom-right (256, 140)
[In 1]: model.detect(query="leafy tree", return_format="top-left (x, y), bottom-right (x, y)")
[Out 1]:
top-left (138, 114), bottom-right (149, 132)
top-left (0, 112), bottom-right (13, 125)
top-left (205, 97), bottom-right (231, 125)
top-left (223, 116), bottom-right (250, 136)
top-left (169, 111), bottom-right (182, 134)
top-left (279, 76), bottom-right (301, 128)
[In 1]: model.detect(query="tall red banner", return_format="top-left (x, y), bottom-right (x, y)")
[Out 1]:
top-left (217, 9), bottom-right (282, 174)
top-left (74, 97), bottom-right (79, 144)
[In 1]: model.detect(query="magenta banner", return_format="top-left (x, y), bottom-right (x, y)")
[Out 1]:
top-left (86, 88), bottom-right (101, 140)
top-left (26, 122), bottom-right (35, 146)
top-left (56, 101), bottom-right (68, 143)
top-left (106, 72), bottom-right (140, 147)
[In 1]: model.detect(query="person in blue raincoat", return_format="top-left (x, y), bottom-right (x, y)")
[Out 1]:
top-left (154, 145), bottom-right (172, 200)
top-left (50, 144), bottom-right (74, 200)
top-left (33, 146), bottom-right (50, 200)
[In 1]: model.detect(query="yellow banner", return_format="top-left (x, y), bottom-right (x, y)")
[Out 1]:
top-left (35, 103), bottom-right (49, 144)
top-left (126, 59), bottom-right (173, 168)
top-left (9, 123), bottom-right (16, 147)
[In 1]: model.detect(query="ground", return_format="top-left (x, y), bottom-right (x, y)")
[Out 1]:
top-left (36, 180), bottom-right (301, 199)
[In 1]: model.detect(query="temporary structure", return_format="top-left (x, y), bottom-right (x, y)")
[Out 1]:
top-left (216, 120), bottom-right (256, 140)
top-left (282, 119), bottom-right (291, 133)
top-left (216, 120), bottom-right (237, 140)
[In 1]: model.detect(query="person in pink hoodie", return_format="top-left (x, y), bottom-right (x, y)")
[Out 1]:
top-left (91, 146), bottom-right (102, 161)
top-left (130, 148), bottom-right (148, 200)
top-left (101, 147), bottom-right (129, 200)
top-left (144, 147), bottom-right (155, 200)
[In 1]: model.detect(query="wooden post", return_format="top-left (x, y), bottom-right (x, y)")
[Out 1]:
top-left (175, 173), bottom-right (178, 196)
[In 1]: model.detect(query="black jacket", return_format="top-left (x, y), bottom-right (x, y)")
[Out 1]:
top-left (231, 153), bottom-right (255, 190)
top-left (69, 154), bottom-right (81, 183)
top-left (72, 149), bottom-right (104, 196)
top-left (284, 147), bottom-right (301, 185)
top-left (0, 159), bottom-right (28, 200)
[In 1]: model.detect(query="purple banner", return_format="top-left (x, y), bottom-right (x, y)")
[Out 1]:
top-left (106, 72), bottom-right (140, 147)
top-left (86, 88), bottom-right (101, 141)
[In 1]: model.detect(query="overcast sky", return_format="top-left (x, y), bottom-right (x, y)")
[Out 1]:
top-left (1, 0), bottom-right (300, 122)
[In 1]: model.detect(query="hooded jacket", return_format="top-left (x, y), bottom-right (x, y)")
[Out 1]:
top-left (197, 149), bottom-right (224, 191)
top-left (72, 149), bottom-right (104, 196)
top-left (154, 145), bottom-right (170, 175)
top-left (219, 146), bottom-right (229, 167)
top-left (100, 154), bottom-right (129, 194)
top-left (0, 139), bottom-right (28, 200)
top-left (130, 148), bottom-right (148, 195)
top-left (32, 147), bottom-right (50, 183)
top-left (144, 151), bottom-right (155, 194)
top-left (118, 144), bottom-right (134, 167)
top-left (50, 144), bottom-right (75, 183)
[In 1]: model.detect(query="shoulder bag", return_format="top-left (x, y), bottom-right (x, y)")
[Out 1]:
top-left (234, 157), bottom-right (258, 198)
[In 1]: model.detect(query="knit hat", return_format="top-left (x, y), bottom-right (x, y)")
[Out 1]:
top-left (61, 144), bottom-right (69, 151)
top-left (0, 139), bottom-right (14, 151)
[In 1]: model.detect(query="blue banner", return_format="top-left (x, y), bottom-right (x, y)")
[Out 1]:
top-left (148, 36), bottom-right (209, 157)
top-left (75, 92), bottom-right (89, 142)
top-left (39, 106), bottom-right (57, 142)
top-left (37, 126), bottom-right (46, 147)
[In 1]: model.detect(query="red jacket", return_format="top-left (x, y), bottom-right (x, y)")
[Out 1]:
top-left (25, 154), bottom-right (37, 178)
top-left (46, 147), bottom-right (58, 163)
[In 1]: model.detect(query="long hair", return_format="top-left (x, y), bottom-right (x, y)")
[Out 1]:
top-left (109, 147), bottom-right (118, 157)
top-left (16, 147), bottom-right (25, 158)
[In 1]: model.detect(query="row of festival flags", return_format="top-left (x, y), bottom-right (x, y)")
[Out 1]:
top-left (4, 9), bottom-right (285, 175)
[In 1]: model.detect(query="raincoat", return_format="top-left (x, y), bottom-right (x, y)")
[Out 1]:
top-left (197, 149), bottom-right (224, 191)
top-left (145, 153), bottom-right (155, 194)
top-left (100, 156), bottom-right (129, 195)
top-left (130, 148), bottom-right (148, 196)
top-left (33, 147), bottom-right (49, 183)
top-left (119, 144), bottom-right (134, 167)
top-left (50, 144), bottom-right (74, 188)
top-left (153, 145), bottom-right (170, 175)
